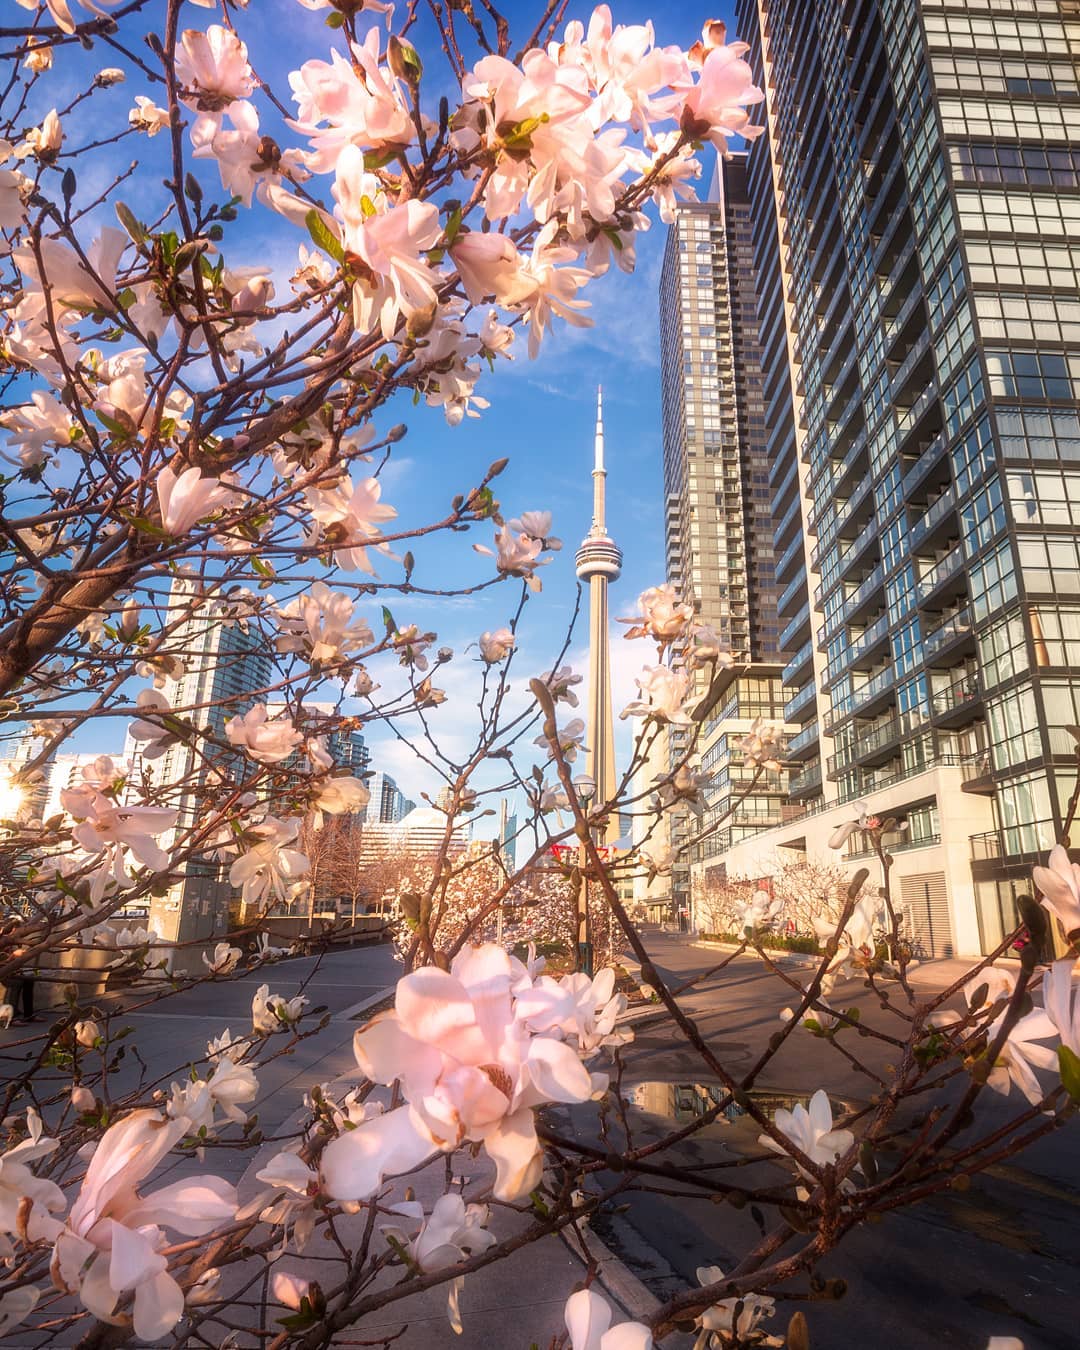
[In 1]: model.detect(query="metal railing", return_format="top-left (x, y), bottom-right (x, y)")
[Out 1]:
top-left (785, 681), bottom-right (817, 721)
top-left (782, 639), bottom-right (814, 685)
top-left (788, 720), bottom-right (820, 756)
top-left (915, 543), bottom-right (964, 601)
top-left (910, 486), bottom-right (957, 550)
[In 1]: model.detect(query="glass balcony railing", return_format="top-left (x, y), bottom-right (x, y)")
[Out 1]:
top-left (915, 544), bottom-right (964, 601)
top-left (788, 761), bottom-right (822, 796)
top-left (910, 486), bottom-right (956, 550)
top-left (783, 639), bottom-right (814, 685)
top-left (901, 432), bottom-right (946, 498)
top-left (970, 818), bottom-right (1059, 863)
top-left (785, 681), bottom-right (817, 721)
top-left (780, 601), bottom-right (811, 651)
top-left (932, 672), bottom-right (981, 717)
top-left (787, 719), bottom-right (820, 756)
top-left (924, 605), bottom-right (972, 659)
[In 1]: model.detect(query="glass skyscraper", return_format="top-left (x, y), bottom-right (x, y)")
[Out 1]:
top-left (718, 0), bottom-right (1080, 956)
top-left (658, 154), bottom-right (792, 922)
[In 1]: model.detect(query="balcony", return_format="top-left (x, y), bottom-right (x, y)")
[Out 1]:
top-left (787, 719), bottom-right (820, 759)
top-left (883, 285), bottom-right (925, 354)
top-left (831, 427), bottom-right (869, 496)
top-left (851, 666), bottom-right (896, 717)
top-left (834, 473), bottom-right (874, 538)
top-left (840, 564), bottom-right (885, 627)
top-left (901, 432), bottom-right (946, 499)
top-left (782, 638), bottom-right (814, 685)
top-left (848, 611), bottom-right (891, 666)
top-left (970, 818), bottom-right (1061, 868)
top-left (932, 671), bottom-right (982, 727)
top-left (890, 330), bottom-right (933, 406)
top-left (788, 760), bottom-right (823, 799)
top-left (924, 605), bottom-right (974, 664)
top-left (895, 381), bottom-right (940, 453)
top-left (846, 830), bottom-right (941, 861)
top-left (915, 544), bottom-right (966, 607)
top-left (775, 532), bottom-right (805, 583)
top-left (785, 680), bottom-right (817, 723)
top-left (780, 601), bottom-right (812, 651)
top-left (837, 519), bottom-right (879, 583)
top-left (960, 750), bottom-right (994, 796)
top-left (872, 197), bottom-right (911, 272)
top-left (852, 712), bottom-right (906, 767)
top-left (910, 486), bottom-right (957, 551)
top-left (777, 567), bottom-right (808, 618)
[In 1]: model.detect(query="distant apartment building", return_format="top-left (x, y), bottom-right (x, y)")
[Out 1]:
top-left (658, 152), bottom-right (794, 921)
top-left (723, 0), bottom-right (1080, 956)
top-left (363, 769), bottom-right (414, 825)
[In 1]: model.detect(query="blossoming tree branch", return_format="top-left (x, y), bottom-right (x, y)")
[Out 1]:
top-left (0, 1), bottom-right (1074, 1347)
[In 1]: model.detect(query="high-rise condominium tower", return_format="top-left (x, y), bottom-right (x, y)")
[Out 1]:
top-left (725, 0), bottom-right (1080, 957)
top-left (659, 153), bottom-right (792, 923)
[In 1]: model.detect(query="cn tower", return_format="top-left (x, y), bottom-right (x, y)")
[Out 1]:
top-left (575, 388), bottom-right (622, 845)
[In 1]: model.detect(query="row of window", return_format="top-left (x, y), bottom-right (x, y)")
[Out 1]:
top-left (956, 189), bottom-right (1080, 241)
top-left (975, 292), bottom-right (1080, 347)
top-left (997, 406), bottom-right (1080, 461)
top-left (923, 13), bottom-right (1080, 57)
top-left (950, 144), bottom-right (1080, 191)
top-left (966, 238), bottom-right (1080, 290)
top-left (1007, 468), bottom-right (1080, 526)
top-left (932, 52), bottom-right (1079, 97)
top-left (938, 97), bottom-right (1080, 142)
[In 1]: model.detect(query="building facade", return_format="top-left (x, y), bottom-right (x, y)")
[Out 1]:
top-left (362, 769), bottom-right (414, 825)
top-left (723, 0), bottom-right (1080, 956)
top-left (658, 152), bottom-right (793, 921)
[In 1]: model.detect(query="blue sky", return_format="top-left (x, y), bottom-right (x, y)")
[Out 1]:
top-left (20, 0), bottom-right (741, 828)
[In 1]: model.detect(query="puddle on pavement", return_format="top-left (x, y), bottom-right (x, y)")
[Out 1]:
top-left (628, 1080), bottom-right (861, 1127)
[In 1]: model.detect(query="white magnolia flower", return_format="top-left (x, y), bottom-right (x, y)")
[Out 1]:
top-left (202, 942), bottom-right (242, 976)
top-left (827, 801), bottom-right (879, 851)
top-left (229, 816), bottom-right (310, 908)
top-left (986, 1005), bottom-right (1058, 1106)
top-left (758, 1089), bottom-right (854, 1179)
top-left (738, 716), bottom-right (784, 771)
top-left (540, 665), bottom-right (582, 706)
top-left (618, 584), bottom-right (694, 646)
top-left (129, 96), bottom-right (171, 136)
top-left (157, 466), bottom-right (237, 536)
top-left (74, 1019), bottom-right (100, 1048)
top-left (271, 1270), bottom-right (312, 1311)
top-left (1033, 844), bottom-right (1080, 938)
top-left (127, 688), bottom-right (177, 760)
top-left (309, 775), bottom-right (370, 829)
top-left (474, 523), bottom-right (550, 592)
top-left (1040, 958), bottom-right (1080, 1056)
top-left (564, 1288), bottom-right (652, 1350)
top-left (694, 1265), bottom-right (774, 1340)
top-left (534, 717), bottom-right (586, 763)
top-left (383, 1194), bottom-right (496, 1333)
top-left (0, 1109), bottom-right (66, 1254)
top-left (252, 984), bottom-right (308, 1034)
top-left (306, 473), bottom-right (397, 574)
top-left (619, 664), bottom-right (693, 725)
top-left (515, 966), bottom-right (630, 1054)
top-left (275, 582), bottom-right (374, 664)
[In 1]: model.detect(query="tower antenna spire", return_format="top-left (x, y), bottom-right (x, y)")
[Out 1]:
top-left (591, 385), bottom-right (607, 532)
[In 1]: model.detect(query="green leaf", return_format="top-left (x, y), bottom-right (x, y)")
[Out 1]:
top-left (1059, 1044), bottom-right (1080, 1101)
top-left (381, 606), bottom-right (396, 634)
top-left (251, 557), bottom-right (275, 580)
top-left (325, 9), bottom-right (345, 25)
top-left (304, 208), bottom-right (345, 264)
top-left (359, 194), bottom-right (377, 219)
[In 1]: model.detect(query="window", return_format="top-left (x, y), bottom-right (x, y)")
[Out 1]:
top-left (938, 97), bottom-right (1080, 143)
top-left (949, 143), bottom-right (1080, 190)
top-left (969, 540), bottom-right (1018, 620)
top-left (1018, 535), bottom-right (1080, 594)
top-left (997, 406), bottom-right (1080, 461)
top-left (1006, 468), bottom-right (1080, 526)
top-left (955, 188), bottom-right (1080, 239)
top-left (984, 350), bottom-right (1079, 401)
top-left (976, 293), bottom-right (1080, 346)
top-left (1030, 605), bottom-right (1080, 666)
top-left (966, 238), bottom-right (1080, 289)
top-left (961, 476), bottom-right (1005, 556)
top-left (978, 608), bottom-right (1026, 689)
top-left (987, 684), bottom-right (1042, 770)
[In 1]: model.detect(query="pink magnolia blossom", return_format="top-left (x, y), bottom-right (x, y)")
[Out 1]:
top-left (61, 771), bottom-right (176, 884)
top-left (618, 583), bottom-right (693, 646)
top-left (758, 1089), bottom-right (854, 1179)
top-left (157, 466), bottom-right (238, 536)
top-left (275, 581), bottom-right (374, 663)
top-left (619, 665), bottom-right (693, 725)
top-left (321, 944), bottom-right (599, 1203)
top-left (534, 717), bottom-right (586, 763)
top-left (290, 28), bottom-right (413, 172)
top-left (1040, 958), bottom-right (1080, 1056)
top-left (176, 26), bottom-right (254, 112)
top-left (129, 96), bottom-right (170, 136)
top-left (675, 39), bottom-right (764, 151)
top-left (52, 1110), bottom-right (236, 1341)
top-left (738, 716), bottom-right (784, 771)
top-left (479, 628), bottom-right (515, 664)
top-left (271, 1270), bottom-right (312, 1311)
top-left (0, 1109), bottom-right (67, 1253)
top-left (225, 703), bottom-right (304, 765)
top-left (307, 470), bottom-right (398, 573)
top-left (540, 666), bottom-right (583, 706)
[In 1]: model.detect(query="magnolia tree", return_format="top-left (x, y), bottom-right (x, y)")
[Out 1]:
top-left (0, 2), bottom-right (1075, 1348)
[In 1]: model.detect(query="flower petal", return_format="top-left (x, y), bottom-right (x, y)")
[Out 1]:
top-left (566, 1287), bottom-right (612, 1350)
top-left (483, 1107), bottom-right (542, 1201)
top-left (321, 1104), bottom-right (435, 1202)
top-left (133, 1269), bottom-right (185, 1342)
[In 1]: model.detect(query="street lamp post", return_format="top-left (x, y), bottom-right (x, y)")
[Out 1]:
top-left (573, 774), bottom-right (596, 976)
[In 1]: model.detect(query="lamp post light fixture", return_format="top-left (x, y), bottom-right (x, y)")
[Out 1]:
top-left (573, 774), bottom-right (596, 976)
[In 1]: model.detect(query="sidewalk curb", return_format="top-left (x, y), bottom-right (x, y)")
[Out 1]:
top-left (691, 939), bottom-right (820, 970)
top-left (560, 1223), bottom-right (693, 1346)
top-left (336, 986), bottom-right (395, 1022)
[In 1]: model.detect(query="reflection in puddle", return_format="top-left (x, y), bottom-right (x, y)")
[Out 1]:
top-left (628, 1081), bottom-right (858, 1127)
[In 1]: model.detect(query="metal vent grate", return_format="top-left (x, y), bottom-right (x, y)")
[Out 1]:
top-left (899, 872), bottom-right (953, 959)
